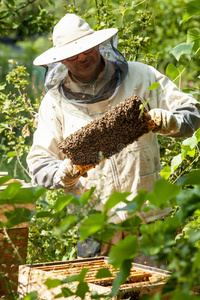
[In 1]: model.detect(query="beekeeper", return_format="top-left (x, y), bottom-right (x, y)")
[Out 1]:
top-left (27, 13), bottom-right (200, 257)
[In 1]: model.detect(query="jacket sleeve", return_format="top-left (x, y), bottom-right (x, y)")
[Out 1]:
top-left (147, 65), bottom-right (200, 137)
top-left (27, 92), bottom-right (66, 189)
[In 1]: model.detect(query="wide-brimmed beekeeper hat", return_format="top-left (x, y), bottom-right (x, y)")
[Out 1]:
top-left (33, 13), bottom-right (118, 66)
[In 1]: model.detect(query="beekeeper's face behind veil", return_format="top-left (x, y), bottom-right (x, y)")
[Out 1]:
top-left (60, 45), bottom-right (104, 83)
top-left (33, 13), bottom-right (128, 103)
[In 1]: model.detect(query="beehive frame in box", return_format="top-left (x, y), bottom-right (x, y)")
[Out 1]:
top-left (18, 256), bottom-right (170, 300)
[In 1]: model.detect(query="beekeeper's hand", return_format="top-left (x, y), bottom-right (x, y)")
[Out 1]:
top-left (53, 158), bottom-right (85, 189)
top-left (149, 108), bottom-right (182, 135)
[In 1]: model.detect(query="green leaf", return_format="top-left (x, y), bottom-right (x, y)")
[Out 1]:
top-left (177, 170), bottom-right (200, 186)
top-left (170, 43), bottom-right (194, 61)
top-left (182, 0), bottom-right (200, 23)
top-left (171, 153), bottom-right (184, 172)
top-left (166, 63), bottom-right (179, 80)
top-left (7, 151), bottom-right (17, 157)
top-left (175, 186), bottom-right (200, 216)
top-left (160, 165), bottom-right (171, 180)
top-left (59, 287), bottom-right (74, 297)
top-left (0, 82), bottom-right (6, 90)
top-left (194, 127), bottom-right (200, 142)
top-left (104, 191), bottom-right (130, 213)
top-left (0, 175), bottom-right (11, 186)
top-left (53, 194), bottom-right (76, 212)
top-left (148, 82), bottom-right (160, 90)
top-left (7, 0), bottom-right (15, 5)
top-left (170, 290), bottom-right (199, 300)
top-left (79, 214), bottom-right (106, 241)
top-left (0, 182), bottom-right (22, 200)
top-left (80, 186), bottom-right (95, 206)
top-left (182, 135), bottom-right (197, 151)
top-left (5, 207), bottom-right (34, 228)
top-left (110, 260), bottom-right (132, 297)
top-left (54, 215), bottom-right (77, 236)
top-left (96, 268), bottom-right (112, 279)
top-left (76, 282), bottom-right (89, 299)
top-left (31, 185), bottom-right (46, 200)
top-left (186, 149), bottom-right (196, 158)
top-left (12, 188), bottom-right (37, 204)
top-left (148, 178), bottom-right (181, 206)
top-left (123, 189), bottom-right (148, 213)
top-left (45, 278), bottom-right (62, 289)
top-left (119, 216), bottom-right (142, 235)
top-left (22, 291), bottom-right (38, 300)
top-left (108, 235), bottom-right (138, 269)
top-left (187, 228), bottom-right (200, 244)
top-left (36, 211), bottom-right (56, 218)
top-left (62, 268), bottom-right (89, 284)
top-left (187, 28), bottom-right (200, 44)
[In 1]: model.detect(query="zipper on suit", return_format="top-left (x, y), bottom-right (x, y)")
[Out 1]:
top-left (110, 157), bottom-right (121, 191)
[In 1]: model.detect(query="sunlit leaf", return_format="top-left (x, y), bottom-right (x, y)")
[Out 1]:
top-left (160, 165), bottom-right (172, 180)
top-left (0, 82), bottom-right (6, 90)
top-left (22, 291), bottom-right (38, 300)
top-left (195, 127), bottom-right (200, 142)
top-left (166, 63), bottom-right (179, 80)
top-left (182, 135), bottom-right (197, 150)
top-left (171, 153), bottom-right (184, 172)
top-left (170, 43), bottom-right (194, 61)
top-left (7, 151), bottom-right (17, 157)
top-left (148, 82), bottom-right (160, 90)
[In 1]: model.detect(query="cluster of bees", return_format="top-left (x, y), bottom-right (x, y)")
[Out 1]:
top-left (59, 95), bottom-right (154, 167)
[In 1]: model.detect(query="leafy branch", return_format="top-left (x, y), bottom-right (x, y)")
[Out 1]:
top-left (0, 0), bottom-right (37, 21)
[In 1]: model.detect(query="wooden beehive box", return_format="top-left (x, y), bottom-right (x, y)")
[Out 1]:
top-left (18, 257), bottom-right (170, 300)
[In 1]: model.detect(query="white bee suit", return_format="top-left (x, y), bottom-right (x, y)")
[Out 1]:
top-left (27, 61), bottom-right (200, 223)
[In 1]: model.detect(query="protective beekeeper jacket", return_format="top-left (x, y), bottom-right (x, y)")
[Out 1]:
top-left (27, 61), bottom-right (200, 223)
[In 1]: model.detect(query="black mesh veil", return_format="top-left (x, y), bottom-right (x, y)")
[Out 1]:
top-left (43, 33), bottom-right (128, 104)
